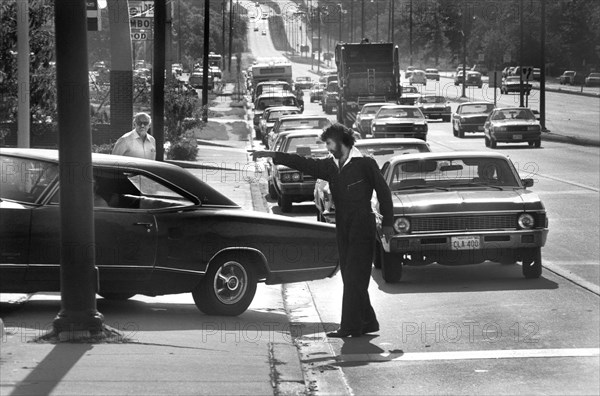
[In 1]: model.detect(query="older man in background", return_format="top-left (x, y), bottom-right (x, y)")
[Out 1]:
top-left (112, 112), bottom-right (156, 160)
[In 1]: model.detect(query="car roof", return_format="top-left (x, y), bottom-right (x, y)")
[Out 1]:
top-left (0, 148), bottom-right (239, 206)
top-left (361, 102), bottom-right (390, 108)
top-left (459, 101), bottom-right (494, 106)
top-left (278, 130), bottom-right (323, 139)
top-left (493, 107), bottom-right (531, 111)
top-left (256, 81), bottom-right (290, 86)
top-left (355, 138), bottom-right (428, 146)
top-left (278, 114), bottom-right (330, 121)
top-left (256, 91), bottom-right (296, 99)
top-left (379, 104), bottom-right (419, 109)
top-left (265, 106), bottom-right (301, 113)
top-left (388, 151), bottom-right (510, 165)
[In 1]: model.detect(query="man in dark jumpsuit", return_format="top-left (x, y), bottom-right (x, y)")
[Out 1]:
top-left (253, 123), bottom-right (394, 338)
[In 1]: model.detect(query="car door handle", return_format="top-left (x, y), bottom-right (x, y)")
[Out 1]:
top-left (133, 222), bottom-right (153, 231)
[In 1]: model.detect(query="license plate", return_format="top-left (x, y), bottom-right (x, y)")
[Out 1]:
top-left (477, 126), bottom-right (484, 131)
top-left (451, 236), bottom-right (481, 250)
top-left (513, 134), bottom-right (522, 140)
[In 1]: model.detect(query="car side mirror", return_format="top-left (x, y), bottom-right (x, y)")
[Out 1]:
top-left (522, 178), bottom-right (534, 188)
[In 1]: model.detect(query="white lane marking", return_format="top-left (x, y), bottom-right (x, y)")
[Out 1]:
top-left (336, 348), bottom-right (600, 362)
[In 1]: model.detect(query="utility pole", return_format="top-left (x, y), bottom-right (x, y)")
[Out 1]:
top-left (461, 5), bottom-right (467, 99)
top-left (350, 0), bottom-right (354, 42)
top-left (540, 0), bottom-right (546, 130)
top-left (361, 0), bottom-right (364, 39)
top-left (375, 0), bottom-right (379, 42)
top-left (17, 0), bottom-right (29, 148)
top-left (228, 0), bottom-right (233, 72)
top-left (519, 0), bottom-right (524, 107)
top-left (53, 0), bottom-right (104, 338)
top-left (338, 3), bottom-right (342, 42)
top-left (317, 5), bottom-right (321, 72)
top-left (390, 0), bottom-right (394, 44)
top-left (222, 0), bottom-right (226, 54)
top-left (202, 0), bottom-right (210, 121)
top-left (153, 0), bottom-right (166, 161)
top-left (409, 0), bottom-right (413, 65)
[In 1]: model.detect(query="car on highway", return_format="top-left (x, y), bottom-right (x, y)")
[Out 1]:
top-left (452, 101), bottom-right (495, 138)
top-left (267, 114), bottom-right (332, 149)
top-left (294, 76), bottom-right (313, 90)
top-left (399, 85), bottom-right (421, 105)
top-left (314, 138), bottom-right (431, 223)
top-left (454, 70), bottom-right (483, 88)
top-left (501, 76), bottom-right (532, 94)
top-left (559, 70), bottom-right (579, 85)
top-left (321, 80), bottom-right (339, 114)
top-left (370, 105), bottom-right (428, 140)
top-left (406, 69), bottom-right (427, 85)
top-left (471, 64), bottom-right (489, 76)
top-left (252, 91), bottom-right (301, 138)
top-left (258, 106), bottom-right (301, 147)
top-left (309, 83), bottom-right (325, 102)
top-left (414, 95), bottom-right (451, 122)
top-left (483, 107), bottom-right (542, 148)
top-left (425, 68), bottom-right (440, 81)
top-left (267, 130), bottom-right (328, 212)
top-left (353, 102), bottom-right (390, 138)
top-left (0, 149), bottom-right (339, 316)
top-left (374, 151), bottom-right (548, 283)
top-left (188, 71), bottom-right (214, 90)
top-left (252, 81), bottom-right (292, 102)
top-left (585, 72), bottom-right (600, 87)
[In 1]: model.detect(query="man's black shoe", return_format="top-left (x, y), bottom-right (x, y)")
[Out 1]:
top-left (326, 329), bottom-right (362, 338)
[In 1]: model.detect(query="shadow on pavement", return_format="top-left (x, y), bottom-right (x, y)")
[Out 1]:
top-left (371, 261), bottom-right (558, 294)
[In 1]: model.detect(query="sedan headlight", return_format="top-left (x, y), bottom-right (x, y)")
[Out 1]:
top-left (518, 213), bottom-right (535, 229)
top-left (373, 124), bottom-right (383, 132)
top-left (393, 217), bottom-right (411, 234)
top-left (495, 126), bottom-right (507, 132)
top-left (414, 124), bottom-right (428, 132)
top-left (291, 172), bottom-right (301, 182)
top-left (527, 125), bottom-right (540, 131)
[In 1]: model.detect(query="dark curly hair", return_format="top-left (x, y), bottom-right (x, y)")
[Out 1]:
top-left (320, 123), bottom-right (356, 147)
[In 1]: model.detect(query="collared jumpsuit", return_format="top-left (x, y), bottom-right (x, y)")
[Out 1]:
top-left (273, 152), bottom-right (394, 333)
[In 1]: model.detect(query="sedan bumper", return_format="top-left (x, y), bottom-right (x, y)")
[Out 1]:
top-left (386, 229), bottom-right (548, 262)
top-left (492, 130), bottom-right (541, 143)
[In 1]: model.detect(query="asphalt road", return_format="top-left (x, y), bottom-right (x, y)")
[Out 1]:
top-left (248, 14), bottom-right (600, 396)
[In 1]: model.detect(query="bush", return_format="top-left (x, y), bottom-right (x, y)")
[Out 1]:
top-left (166, 138), bottom-right (198, 161)
top-left (92, 142), bottom-right (115, 154)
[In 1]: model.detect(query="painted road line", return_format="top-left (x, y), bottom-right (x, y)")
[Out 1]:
top-left (336, 347), bottom-right (600, 363)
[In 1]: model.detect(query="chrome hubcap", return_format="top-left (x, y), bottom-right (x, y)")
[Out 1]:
top-left (213, 261), bottom-right (247, 305)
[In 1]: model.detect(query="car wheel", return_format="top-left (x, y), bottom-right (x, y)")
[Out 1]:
top-left (478, 84), bottom-right (482, 89)
top-left (534, 139), bottom-right (541, 148)
top-left (98, 292), bottom-right (136, 301)
top-left (380, 245), bottom-right (403, 283)
top-left (278, 195), bottom-right (293, 212)
top-left (452, 124), bottom-right (458, 137)
top-left (443, 116), bottom-right (451, 123)
top-left (490, 138), bottom-right (497, 148)
top-left (521, 247), bottom-right (542, 279)
top-left (192, 255), bottom-right (258, 316)
top-left (484, 136), bottom-right (490, 147)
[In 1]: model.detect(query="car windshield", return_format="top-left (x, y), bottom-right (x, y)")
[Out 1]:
top-left (564, 71), bottom-right (575, 76)
top-left (492, 109), bottom-right (535, 121)
top-left (361, 105), bottom-right (385, 115)
top-left (420, 96), bottom-right (445, 103)
top-left (589, 73), bottom-right (600, 78)
top-left (256, 97), bottom-right (298, 110)
top-left (0, 155), bottom-right (58, 203)
top-left (358, 144), bottom-right (430, 168)
top-left (403, 86), bottom-right (418, 93)
top-left (389, 157), bottom-right (519, 190)
top-left (267, 110), bottom-right (299, 121)
top-left (279, 118), bottom-right (331, 130)
top-left (506, 76), bottom-right (521, 82)
top-left (377, 108), bottom-right (424, 119)
top-left (426, 69), bottom-right (438, 73)
top-left (284, 136), bottom-right (326, 153)
top-left (460, 104), bottom-right (494, 114)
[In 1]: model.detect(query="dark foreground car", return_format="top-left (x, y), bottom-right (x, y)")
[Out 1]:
top-left (374, 151), bottom-right (548, 283)
top-left (0, 149), bottom-right (338, 316)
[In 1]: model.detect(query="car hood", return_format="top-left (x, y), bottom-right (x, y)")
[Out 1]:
top-left (420, 103), bottom-right (447, 108)
top-left (392, 189), bottom-right (544, 215)
top-left (460, 113), bottom-right (490, 119)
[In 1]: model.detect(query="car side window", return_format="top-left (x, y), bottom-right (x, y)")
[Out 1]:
top-left (0, 155), bottom-right (58, 204)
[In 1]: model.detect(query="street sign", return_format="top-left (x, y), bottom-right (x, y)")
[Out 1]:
top-left (129, 1), bottom-right (154, 18)
top-left (87, 0), bottom-right (100, 31)
top-left (131, 31), bottom-right (152, 41)
top-left (522, 66), bottom-right (534, 80)
top-left (130, 17), bottom-right (154, 29)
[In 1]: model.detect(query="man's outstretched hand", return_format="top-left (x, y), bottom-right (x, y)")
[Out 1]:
top-left (252, 150), bottom-right (276, 161)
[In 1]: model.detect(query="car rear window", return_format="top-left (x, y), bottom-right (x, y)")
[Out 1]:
top-left (0, 155), bottom-right (58, 203)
